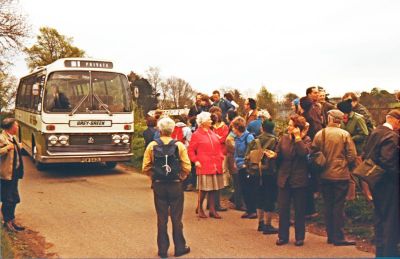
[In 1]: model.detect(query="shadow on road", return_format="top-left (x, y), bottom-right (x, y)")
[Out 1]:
top-left (32, 162), bottom-right (127, 179)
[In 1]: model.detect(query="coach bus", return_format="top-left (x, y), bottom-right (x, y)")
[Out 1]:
top-left (15, 58), bottom-right (134, 170)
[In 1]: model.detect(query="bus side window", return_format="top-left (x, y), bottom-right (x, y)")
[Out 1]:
top-left (16, 81), bottom-right (26, 109)
top-left (23, 83), bottom-right (32, 109)
top-left (32, 75), bottom-right (42, 112)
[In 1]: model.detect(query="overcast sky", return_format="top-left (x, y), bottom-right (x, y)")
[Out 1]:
top-left (11, 0), bottom-right (400, 98)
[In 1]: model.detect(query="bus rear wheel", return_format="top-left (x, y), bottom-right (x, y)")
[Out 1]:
top-left (105, 162), bottom-right (117, 169)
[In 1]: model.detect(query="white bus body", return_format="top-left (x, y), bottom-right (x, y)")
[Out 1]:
top-left (15, 58), bottom-right (134, 169)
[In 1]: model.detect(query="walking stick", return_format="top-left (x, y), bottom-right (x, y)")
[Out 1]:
top-left (196, 169), bottom-right (201, 218)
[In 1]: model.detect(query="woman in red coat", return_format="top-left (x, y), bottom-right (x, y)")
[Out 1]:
top-left (188, 111), bottom-right (224, 219)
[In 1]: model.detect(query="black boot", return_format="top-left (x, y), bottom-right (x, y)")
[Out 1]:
top-left (257, 221), bottom-right (266, 232)
top-left (12, 220), bottom-right (25, 231)
top-left (263, 224), bottom-right (278, 234)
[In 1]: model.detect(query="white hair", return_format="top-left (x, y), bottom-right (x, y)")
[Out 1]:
top-left (258, 109), bottom-right (271, 119)
top-left (196, 111), bottom-right (211, 126)
top-left (157, 117), bottom-right (175, 136)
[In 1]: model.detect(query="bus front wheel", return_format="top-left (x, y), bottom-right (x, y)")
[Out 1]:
top-left (32, 145), bottom-right (46, 171)
top-left (105, 162), bottom-right (117, 169)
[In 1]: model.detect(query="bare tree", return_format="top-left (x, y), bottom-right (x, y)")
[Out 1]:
top-left (162, 76), bottom-right (195, 108)
top-left (145, 66), bottom-right (166, 103)
top-left (0, 0), bottom-right (29, 59)
top-left (0, 70), bottom-right (17, 111)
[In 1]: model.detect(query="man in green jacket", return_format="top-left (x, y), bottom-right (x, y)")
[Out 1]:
top-left (337, 99), bottom-right (369, 155)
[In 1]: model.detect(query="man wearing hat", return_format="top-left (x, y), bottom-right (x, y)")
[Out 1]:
top-left (362, 109), bottom-right (399, 257)
top-left (0, 118), bottom-right (25, 232)
top-left (311, 109), bottom-right (357, 246)
top-left (337, 99), bottom-right (369, 155)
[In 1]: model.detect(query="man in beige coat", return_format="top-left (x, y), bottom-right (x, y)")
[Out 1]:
top-left (0, 118), bottom-right (25, 232)
top-left (311, 110), bottom-right (357, 246)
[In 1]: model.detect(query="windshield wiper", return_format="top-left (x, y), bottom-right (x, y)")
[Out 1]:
top-left (93, 93), bottom-right (113, 116)
top-left (69, 94), bottom-right (89, 116)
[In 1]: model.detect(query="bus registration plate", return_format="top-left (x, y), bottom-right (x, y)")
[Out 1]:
top-left (70, 120), bottom-right (112, 127)
top-left (81, 157), bottom-right (102, 163)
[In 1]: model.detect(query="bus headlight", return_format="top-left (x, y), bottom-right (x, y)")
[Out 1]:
top-left (59, 135), bottom-right (69, 146)
top-left (48, 135), bottom-right (58, 146)
top-left (112, 134), bottom-right (121, 144)
top-left (121, 134), bottom-right (130, 144)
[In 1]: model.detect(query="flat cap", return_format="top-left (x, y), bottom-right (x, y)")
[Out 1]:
top-left (328, 109), bottom-right (344, 121)
top-left (387, 109), bottom-right (400, 120)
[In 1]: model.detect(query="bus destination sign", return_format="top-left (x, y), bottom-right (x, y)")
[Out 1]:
top-left (69, 120), bottom-right (112, 127)
top-left (64, 60), bottom-right (113, 69)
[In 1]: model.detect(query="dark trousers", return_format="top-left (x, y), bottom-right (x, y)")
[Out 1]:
top-left (153, 182), bottom-right (186, 255)
top-left (372, 178), bottom-right (399, 257)
top-left (256, 174), bottom-right (277, 212)
top-left (238, 168), bottom-right (257, 214)
top-left (1, 174), bottom-right (21, 222)
top-left (230, 173), bottom-right (244, 209)
top-left (305, 185), bottom-right (316, 215)
top-left (278, 185), bottom-right (307, 241)
top-left (320, 180), bottom-right (349, 243)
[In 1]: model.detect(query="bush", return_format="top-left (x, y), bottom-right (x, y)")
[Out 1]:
top-left (312, 192), bottom-right (375, 241)
top-left (129, 120), bottom-right (146, 169)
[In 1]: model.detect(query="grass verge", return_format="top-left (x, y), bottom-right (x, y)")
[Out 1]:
top-left (1, 227), bottom-right (14, 259)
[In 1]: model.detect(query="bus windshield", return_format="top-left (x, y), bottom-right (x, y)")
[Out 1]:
top-left (44, 71), bottom-right (132, 113)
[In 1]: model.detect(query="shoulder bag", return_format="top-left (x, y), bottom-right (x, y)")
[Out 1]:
top-left (309, 129), bottom-right (326, 171)
top-left (352, 148), bottom-right (385, 189)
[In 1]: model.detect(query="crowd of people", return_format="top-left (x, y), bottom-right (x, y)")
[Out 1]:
top-left (142, 88), bottom-right (399, 258)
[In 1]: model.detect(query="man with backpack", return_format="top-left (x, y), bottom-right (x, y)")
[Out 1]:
top-left (142, 117), bottom-right (191, 258)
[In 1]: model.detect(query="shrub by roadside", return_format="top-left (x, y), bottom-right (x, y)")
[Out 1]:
top-left (307, 192), bottom-right (375, 253)
top-left (128, 122), bottom-right (146, 170)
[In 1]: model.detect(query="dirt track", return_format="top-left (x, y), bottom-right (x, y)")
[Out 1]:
top-left (17, 157), bottom-right (373, 258)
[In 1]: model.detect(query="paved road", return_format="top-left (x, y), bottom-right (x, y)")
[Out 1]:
top-left (18, 156), bottom-right (373, 258)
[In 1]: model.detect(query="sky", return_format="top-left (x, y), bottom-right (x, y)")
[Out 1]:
top-left (10, 0), bottom-right (400, 99)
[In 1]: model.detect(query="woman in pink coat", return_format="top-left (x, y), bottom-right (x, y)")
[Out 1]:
top-left (188, 112), bottom-right (224, 219)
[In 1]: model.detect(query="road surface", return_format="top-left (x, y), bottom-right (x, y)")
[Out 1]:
top-left (17, 157), bottom-right (373, 258)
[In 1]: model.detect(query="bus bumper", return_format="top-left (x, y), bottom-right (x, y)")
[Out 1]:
top-left (38, 153), bottom-right (133, 164)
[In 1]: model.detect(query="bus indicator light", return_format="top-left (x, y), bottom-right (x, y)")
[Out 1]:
top-left (46, 125), bottom-right (56, 131)
top-left (124, 124), bottom-right (131, 130)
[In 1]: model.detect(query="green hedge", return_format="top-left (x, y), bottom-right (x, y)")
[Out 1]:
top-left (129, 121), bottom-right (147, 169)
top-left (312, 193), bottom-right (375, 241)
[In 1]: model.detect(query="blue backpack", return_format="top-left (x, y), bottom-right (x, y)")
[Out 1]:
top-left (152, 139), bottom-right (181, 181)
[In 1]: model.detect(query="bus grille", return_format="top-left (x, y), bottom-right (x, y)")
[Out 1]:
top-left (69, 135), bottom-right (111, 145)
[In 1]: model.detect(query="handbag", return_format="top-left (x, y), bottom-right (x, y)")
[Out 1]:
top-left (309, 129), bottom-right (326, 171)
top-left (352, 151), bottom-right (385, 189)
